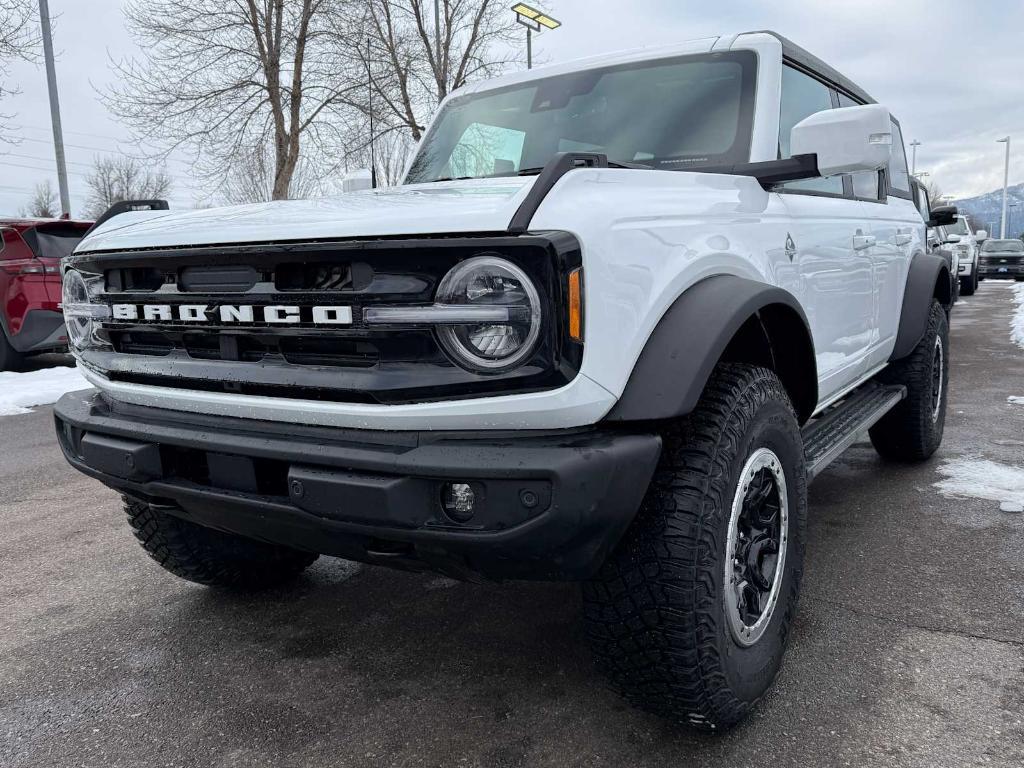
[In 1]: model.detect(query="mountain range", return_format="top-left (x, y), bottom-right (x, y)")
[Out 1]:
top-left (952, 182), bottom-right (1024, 237)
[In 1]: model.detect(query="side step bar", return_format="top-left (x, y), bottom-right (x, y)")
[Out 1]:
top-left (802, 382), bottom-right (906, 481)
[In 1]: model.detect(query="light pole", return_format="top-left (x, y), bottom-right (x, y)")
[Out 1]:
top-left (909, 139), bottom-right (921, 176)
top-left (511, 3), bottom-right (561, 70)
top-left (37, 0), bottom-right (70, 217)
top-left (997, 136), bottom-right (1011, 239)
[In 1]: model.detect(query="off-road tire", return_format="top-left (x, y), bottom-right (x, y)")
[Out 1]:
top-left (0, 328), bottom-right (24, 372)
top-left (959, 271), bottom-right (976, 296)
top-left (869, 299), bottom-right (948, 461)
top-left (583, 364), bottom-right (807, 731)
top-left (125, 497), bottom-right (318, 588)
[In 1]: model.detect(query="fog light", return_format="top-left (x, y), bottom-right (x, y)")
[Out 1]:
top-left (443, 482), bottom-right (476, 522)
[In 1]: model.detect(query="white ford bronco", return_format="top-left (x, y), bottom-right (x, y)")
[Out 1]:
top-left (56, 31), bottom-right (957, 730)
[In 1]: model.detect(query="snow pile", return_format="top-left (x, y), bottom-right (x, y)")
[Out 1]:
top-left (934, 458), bottom-right (1024, 506)
top-left (0, 365), bottom-right (90, 416)
top-left (1010, 396), bottom-right (1024, 406)
top-left (1012, 283), bottom-right (1024, 350)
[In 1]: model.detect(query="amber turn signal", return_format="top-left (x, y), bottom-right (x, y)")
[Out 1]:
top-left (568, 268), bottom-right (583, 341)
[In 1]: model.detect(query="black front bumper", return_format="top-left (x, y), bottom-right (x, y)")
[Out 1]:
top-left (978, 262), bottom-right (1024, 278)
top-left (54, 391), bottom-right (661, 581)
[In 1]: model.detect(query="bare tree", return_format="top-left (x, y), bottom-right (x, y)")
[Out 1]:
top-left (357, 0), bottom-right (521, 143)
top-left (21, 179), bottom-right (58, 218)
top-left (340, 122), bottom-right (414, 186)
top-left (84, 155), bottom-right (173, 218)
top-left (921, 179), bottom-right (944, 207)
top-left (217, 143), bottom-right (323, 205)
top-left (107, 0), bottom-right (367, 200)
top-left (0, 0), bottom-right (40, 134)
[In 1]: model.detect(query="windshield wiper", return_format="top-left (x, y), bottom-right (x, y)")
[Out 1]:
top-left (517, 159), bottom-right (651, 176)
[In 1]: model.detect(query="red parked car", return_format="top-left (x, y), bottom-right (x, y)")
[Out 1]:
top-left (1, 217), bottom-right (93, 370)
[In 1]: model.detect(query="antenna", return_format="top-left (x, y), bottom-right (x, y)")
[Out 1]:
top-left (367, 37), bottom-right (377, 189)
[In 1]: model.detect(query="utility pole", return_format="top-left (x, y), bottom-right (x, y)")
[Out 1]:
top-left (38, 0), bottom-right (70, 217)
top-left (998, 137), bottom-right (1011, 239)
top-left (909, 139), bottom-right (921, 176)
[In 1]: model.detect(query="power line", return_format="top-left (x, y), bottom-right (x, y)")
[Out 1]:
top-left (12, 135), bottom-right (194, 167)
top-left (1, 151), bottom-right (94, 169)
top-left (0, 160), bottom-right (90, 178)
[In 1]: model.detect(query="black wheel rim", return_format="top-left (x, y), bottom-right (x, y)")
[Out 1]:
top-left (725, 448), bottom-right (789, 646)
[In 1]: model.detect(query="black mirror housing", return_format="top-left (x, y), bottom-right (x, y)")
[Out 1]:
top-left (929, 205), bottom-right (958, 228)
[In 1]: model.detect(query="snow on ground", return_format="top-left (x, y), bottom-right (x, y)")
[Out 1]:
top-left (0, 365), bottom-right (90, 417)
top-left (934, 458), bottom-right (1024, 506)
top-left (1010, 396), bottom-right (1024, 406)
top-left (1012, 283), bottom-right (1024, 350)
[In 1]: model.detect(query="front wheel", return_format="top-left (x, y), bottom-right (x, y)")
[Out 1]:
top-left (959, 272), bottom-right (976, 296)
top-left (583, 364), bottom-right (807, 731)
top-left (125, 497), bottom-right (319, 589)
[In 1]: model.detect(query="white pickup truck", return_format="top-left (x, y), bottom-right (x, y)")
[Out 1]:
top-left (56, 31), bottom-right (956, 730)
top-left (943, 214), bottom-right (986, 295)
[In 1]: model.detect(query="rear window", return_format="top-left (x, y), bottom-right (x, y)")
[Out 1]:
top-left (28, 225), bottom-right (88, 259)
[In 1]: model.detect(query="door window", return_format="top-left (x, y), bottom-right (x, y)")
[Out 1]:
top-left (778, 65), bottom-right (843, 195)
top-left (887, 120), bottom-right (912, 198)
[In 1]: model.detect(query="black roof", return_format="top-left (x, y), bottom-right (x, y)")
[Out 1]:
top-left (752, 31), bottom-right (876, 105)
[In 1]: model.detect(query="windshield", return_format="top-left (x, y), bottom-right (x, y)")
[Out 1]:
top-left (405, 52), bottom-right (757, 184)
top-left (983, 239), bottom-right (1024, 252)
top-left (945, 217), bottom-right (970, 236)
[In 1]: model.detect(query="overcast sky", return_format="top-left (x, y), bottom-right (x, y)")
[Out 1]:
top-left (1, 0), bottom-right (1022, 216)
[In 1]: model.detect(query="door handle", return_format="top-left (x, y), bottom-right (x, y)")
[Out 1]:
top-left (853, 234), bottom-right (876, 251)
top-left (895, 231), bottom-right (913, 246)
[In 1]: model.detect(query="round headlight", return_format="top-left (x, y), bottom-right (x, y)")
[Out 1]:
top-left (62, 269), bottom-right (92, 349)
top-left (435, 256), bottom-right (542, 372)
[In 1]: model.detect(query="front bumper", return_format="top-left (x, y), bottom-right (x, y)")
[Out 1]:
top-left (54, 390), bottom-right (661, 581)
top-left (978, 262), bottom-right (1024, 278)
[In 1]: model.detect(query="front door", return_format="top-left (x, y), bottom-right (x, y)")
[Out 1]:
top-left (776, 65), bottom-right (875, 404)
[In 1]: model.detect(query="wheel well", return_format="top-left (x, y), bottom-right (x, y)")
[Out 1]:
top-left (720, 303), bottom-right (817, 424)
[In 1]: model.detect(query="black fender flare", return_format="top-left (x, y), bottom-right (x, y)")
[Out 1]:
top-left (605, 275), bottom-right (818, 424)
top-left (890, 252), bottom-right (950, 361)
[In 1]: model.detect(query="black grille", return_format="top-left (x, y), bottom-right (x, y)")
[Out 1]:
top-left (72, 234), bottom-right (584, 403)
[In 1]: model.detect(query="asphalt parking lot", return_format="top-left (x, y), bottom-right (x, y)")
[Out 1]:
top-left (2, 283), bottom-right (1022, 768)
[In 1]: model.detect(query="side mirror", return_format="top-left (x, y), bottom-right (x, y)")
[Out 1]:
top-left (928, 205), bottom-right (958, 228)
top-left (791, 104), bottom-right (892, 177)
top-left (342, 169), bottom-right (374, 193)
top-left (945, 234), bottom-right (962, 244)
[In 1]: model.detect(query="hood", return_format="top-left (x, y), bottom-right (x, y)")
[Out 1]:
top-left (77, 177), bottom-right (536, 253)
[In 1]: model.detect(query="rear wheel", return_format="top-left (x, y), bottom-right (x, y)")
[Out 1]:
top-left (583, 364), bottom-right (807, 731)
top-left (0, 328), bottom-right (25, 372)
top-left (869, 300), bottom-right (948, 461)
top-left (125, 497), bottom-right (319, 589)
